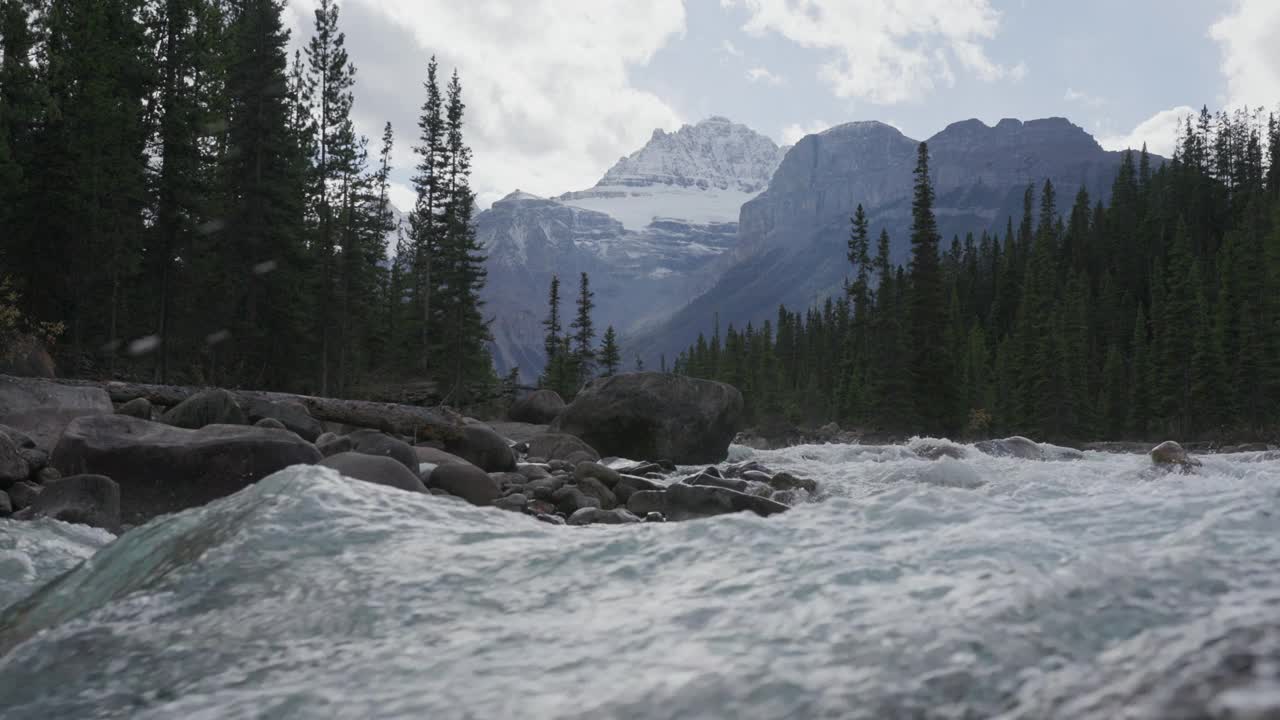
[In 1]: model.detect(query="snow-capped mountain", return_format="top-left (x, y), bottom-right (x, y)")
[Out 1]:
top-left (477, 117), bottom-right (784, 381)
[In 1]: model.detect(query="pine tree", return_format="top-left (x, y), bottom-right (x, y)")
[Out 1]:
top-left (408, 56), bottom-right (445, 374)
top-left (570, 271), bottom-right (596, 382)
top-left (600, 325), bottom-right (621, 377)
top-left (906, 142), bottom-right (954, 434)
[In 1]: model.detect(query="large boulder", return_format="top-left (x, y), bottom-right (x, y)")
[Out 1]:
top-left (427, 462), bottom-right (501, 506)
top-left (508, 389), bottom-right (566, 424)
top-left (550, 372), bottom-right (744, 464)
top-left (664, 482), bottom-right (789, 521)
top-left (242, 398), bottom-right (323, 442)
top-left (0, 339), bottom-right (56, 378)
top-left (159, 389), bottom-right (248, 430)
top-left (974, 436), bottom-right (1084, 461)
top-left (0, 376), bottom-right (113, 451)
top-left (51, 415), bottom-right (321, 524)
top-left (413, 446), bottom-right (472, 468)
top-left (484, 421), bottom-right (549, 444)
top-left (1151, 440), bottom-right (1201, 472)
top-left (318, 452), bottom-right (427, 494)
top-left (444, 424), bottom-right (517, 473)
top-left (116, 397), bottom-right (153, 420)
top-left (0, 432), bottom-right (28, 488)
top-left (347, 429), bottom-right (418, 474)
top-left (526, 433), bottom-right (600, 464)
top-left (568, 507), bottom-right (640, 526)
top-left (19, 474), bottom-right (121, 532)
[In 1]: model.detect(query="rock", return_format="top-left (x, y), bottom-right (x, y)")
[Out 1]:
top-left (347, 429), bottom-right (418, 473)
top-left (552, 485), bottom-right (601, 515)
top-left (771, 490), bottom-right (798, 506)
top-left (644, 511), bottom-right (666, 523)
top-left (0, 490), bottom-right (9, 515)
top-left (1217, 443), bottom-right (1272, 454)
top-left (724, 461), bottom-right (771, 478)
top-left (975, 436), bottom-right (1084, 461)
top-left (913, 441), bottom-right (968, 460)
top-left (316, 434), bottom-right (354, 458)
top-left (254, 417), bottom-right (288, 431)
top-left (617, 461), bottom-right (664, 476)
top-left (626, 490), bottom-right (668, 516)
top-left (551, 372), bottom-right (744, 465)
top-left (490, 472), bottom-right (528, 492)
top-left (683, 471), bottom-right (748, 492)
top-left (664, 482), bottom-right (789, 521)
top-left (242, 398), bottom-right (323, 442)
top-left (0, 424), bottom-right (36, 449)
top-left (613, 474), bottom-right (663, 503)
top-left (51, 415), bottom-right (322, 524)
top-left (740, 470), bottom-right (772, 484)
top-left (494, 493), bottom-right (529, 513)
top-left (768, 471), bottom-right (817, 493)
top-left (36, 466), bottom-right (61, 484)
top-left (22, 474), bottom-right (121, 532)
top-left (0, 339), bottom-right (56, 378)
top-left (7, 480), bottom-right (42, 510)
top-left (319, 452), bottom-right (427, 494)
top-left (746, 482), bottom-right (773, 497)
top-left (484, 421), bottom-right (548, 446)
top-left (1082, 441), bottom-right (1155, 454)
top-left (1151, 440), bottom-right (1201, 472)
top-left (527, 433), bottom-right (600, 464)
top-left (574, 461), bottom-right (621, 488)
top-left (427, 462), bottom-right (502, 506)
top-left (0, 432), bottom-right (28, 487)
top-left (701, 466), bottom-right (723, 478)
top-left (573, 476), bottom-right (617, 509)
top-left (18, 446), bottom-right (48, 472)
top-left (445, 424), bottom-right (517, 473)
top-left (547, 459), bottom-right (576, 473)
top-left (508, 389), bottom-right (567, 424)
top-left (0, 376), bottom-right (114, 452)
top-left (516, 463), bottom-right (552, 481)
top-left (159, 388), bottom-right (248, 429)
top-left (535, 513), bottom-right (566, 526)
top-left (525, 476), bottom-right (566, 501)
top-left (414, 446), bottom-right (473, 468)
top-left (116, 397), bottom-right (153, 420)
top-left (527, 499), bottom-right (557, 516)
top-left (568, 507), bottom-right (640, 526)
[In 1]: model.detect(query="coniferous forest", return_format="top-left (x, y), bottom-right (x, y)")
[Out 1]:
top-left (0, 0), bottom-right (493, 401)
top-left (674, 109), bottom-right (1280, 443)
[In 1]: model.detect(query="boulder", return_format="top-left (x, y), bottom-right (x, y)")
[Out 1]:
top-left (319, 452), bottom-right (427, 494)
top-left (516, 463), bottom-right (552, 481)
top-left (613, 474), bottom-right (663, 503)
top-left (254, 417), bottom-right (287, 431)
top-left (975, 436), bottom-right (1084, 461)
top-left (486, 421), bottom-right (550, 444)
top-left (568, 507), bottom-right (640, 526)
top-left (316, 434), bottom-right (354, 458)
top-left (573, 476), bottom-right (617, 509)
top-left (414, 446), bottom-right (473, 468)
top-left (508, 389), bottom-right (566, 424)
top-left (347, 429), bottom-right (418, 473)
top-left (493, 493), bottom-right (528, 513)
top-left (664, 482), bottom-right (789, 521)
top-left (552, 485), bottom-right (601, 515)
top-left (1151, 440), bottom-right (1201, 472)
top-left (527, 433), bottom-right (600, 464)
top-left (617, 461), bottom-right (664, 476)
top-left (644, 512), bottom-right (666, 523)
top-left (525, 476), bottom-right (566, 501)
top-left (17, 446), bottom-right (47, 473)
top-left (7, 480), bottom-right (41, 510)
top-left (51, 415), bottom-right (321, 524)
top-left (768, 471), bottom-right (817, 493)
top-left (536, 513), bottom-right (566, 526)
top-left (0, 339), bottom-right (55, 378)
top-left (0, 432), bottom-right (28, 487)
top-left (427, 462), bottom-right (501, 506)
top-left (740, 470), bottom-right (772, 484)
top-left (159, 389), bottom-right (248, 429)
top-left (444, 424), bottom-right (517, 472)
top-left (551, 372), bottom-right (744, 464)
top-left (0, 490), bottom-right (9, 515)
top-left (574, 461), bottom-right (621, 488)
top-left (242, 398), bottom-right (323, 442)
top-left (0, 376), bottom-right (114, 451)
top-left (35, 466), bottom-right (60, 484)
top-left (116, 397), bottom-right (153, 420)
top-left (627, 490), bottom-right (668, 516)
top-left (724, 461), bottom-right (772, 478)
top-left (20, 474), bottom-right (121, 532)
top-left (683, 471), bottom-right (747, 492)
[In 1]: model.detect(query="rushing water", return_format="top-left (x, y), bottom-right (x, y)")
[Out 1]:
top-left (1, 440), bottom-right (1279, 719)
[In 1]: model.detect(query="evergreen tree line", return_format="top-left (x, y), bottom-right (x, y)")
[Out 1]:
top-left (0, 0), bottom-right (493, 399)
top-left (537, 271), bottom-right (621, 399)
top-left (675, 107), bottom-right (1280, 442)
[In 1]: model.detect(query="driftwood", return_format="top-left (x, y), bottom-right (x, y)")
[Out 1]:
top-left (26, 376), bottom-right (465, 441)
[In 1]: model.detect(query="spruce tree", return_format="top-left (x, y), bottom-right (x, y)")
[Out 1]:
top-left (906, 142), bottom-right (954, 434)
top-left (570, 271), bottom-right (596, 382)
top-left (408, 56), bottom-right (445, 374)
top-left (600, 326), bottom-right (621, 377)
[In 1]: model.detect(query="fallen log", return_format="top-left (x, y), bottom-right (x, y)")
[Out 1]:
top-left (13, 376), bottom-right (465, 441)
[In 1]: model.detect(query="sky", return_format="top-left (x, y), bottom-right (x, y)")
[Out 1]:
top-left (282, 0), bottom-right (1280, 212)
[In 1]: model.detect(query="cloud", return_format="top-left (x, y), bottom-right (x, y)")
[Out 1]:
top-left (781, 120), bottom-right (831, 145)
top-left (1064, 87), bottom-right (1105, 107)
top-left (1209, 0), bottom-right (1280, 109)
top-left (284, 0), bottom-right (686, 208)
top-left (1099, 106), bottom-right (1195, 156)
top-left (721, 0), bottom-right (1019, 104)
top-left (721, 39), bottom-right (743, 57)
top-left (745, 66), bottom-right (785, 85)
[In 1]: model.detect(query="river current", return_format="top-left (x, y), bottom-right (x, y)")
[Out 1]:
top-left (1, 439), bottom-right (1278, 719)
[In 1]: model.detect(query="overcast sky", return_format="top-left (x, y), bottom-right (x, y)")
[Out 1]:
top-left (282, 0), bottom-right (1280, 212)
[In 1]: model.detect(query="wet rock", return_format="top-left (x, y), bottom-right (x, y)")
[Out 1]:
top-left (1082, 441), bottom-right (1154, 454)
top-left (116, 397), bottom-right (153, 420)
top-left (665, 482), bottom-right (789, 520)
top-left (740, 470), bottom-right (772, 484)
top-left (0, 432), bottom-right (28, 487)
top-left (535, 513), bottom-right (566, 526)
top-left (516, 463), bottom-right (551, 481)
top-left (445, 424), bottom-right (517, 473)
top-left (319, 452), bottom-right (427, 494)
top-left (552, 485), bottom-right (601, 515)
top-left (242, 399), bottom-right (323, 442)
top-left (574, 461), bottom-right (621, 488)
top-left (254, 417), bottom-right (288, 431)
top-left (348, 429), bottom-right (418, 473)
top-left (1151, 440), bottom-right (1201, 472)
top-left (913, 441), bottom-right (968, 460)
top-left (617, 461), bottom-right (664, 476)
top-left (768, 471), bottom-right (817, 493)
top-left (0, 490), bottom-right (9, 515)
top-left (490, 472), bottom-right (527, 492)
top-left (1217, 443), bottom-right (1271, 454)
top-left (51, 415), bottom-right (321, 525)
top-left (160, 389), bottom-right (248, 430)
top-left (7, 480), bottom-right (42, 510)
top-left (414, 446), bottom-right (472, 468)
top-left (975, 436), bottom-right (1083, 461)
top-left (644, 512), bottom-right (666, 522)
top-left (18, 446), bottom-right (48, 473)
top-left (771, 490), bottom-right (798, 506)
top-left (746, 482), bottom-right (774, 497)
top-left (527, 433), bottom-right (601, 464)
top-left (573, 476), bottom-right (617, 509)
top-left (525, 476), bottom-right (566, 501)
top-left (0, 376), bottom-right (114, 451)
top-left (547, 459), bottom-right (576, 473)
top-left (683, 471), bottom-right (748, 492)
top-left (613, 474), bottom-right (663, 503)
top-left (508, 389), bottom-right (566, 425)
top-left (36, 466), bottom-right (61, 484)
top-left (551, 372), bottom-right (744, 464)
top-left (427, 463), bottom-right (502, 506)
top-left (527, 499), bottom-right (556, 516)
top-left (494, 493), bottom-right (528, 513)
top-left (626, 490), bottom-right (668, 516)
top-left (724, 461), bottom-right (771, 478)
top-left (316, 433), bottom-right (354, 458)
top-left (568, 507), bottom-right (640, 526)
top-left (20, 474), bottom-right (121, 532)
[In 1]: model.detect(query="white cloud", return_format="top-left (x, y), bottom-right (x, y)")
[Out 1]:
top-left (1065, 87), bottom-right (1105, 107)
top-left (722, 39), bottom-right (743, 57)
top-left (781, 120), bottom-right (831, 145)
top-left (722, 0), bottom-right (1019, 104)
top-left (746, 66), bottom-right (785, 85)
top-left (1209, 0), bottom-right (1280, 109)
top-left (285, 0), bottom-right (686, 208)
top-left (1099, 106), bottom-right (1195, 156)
